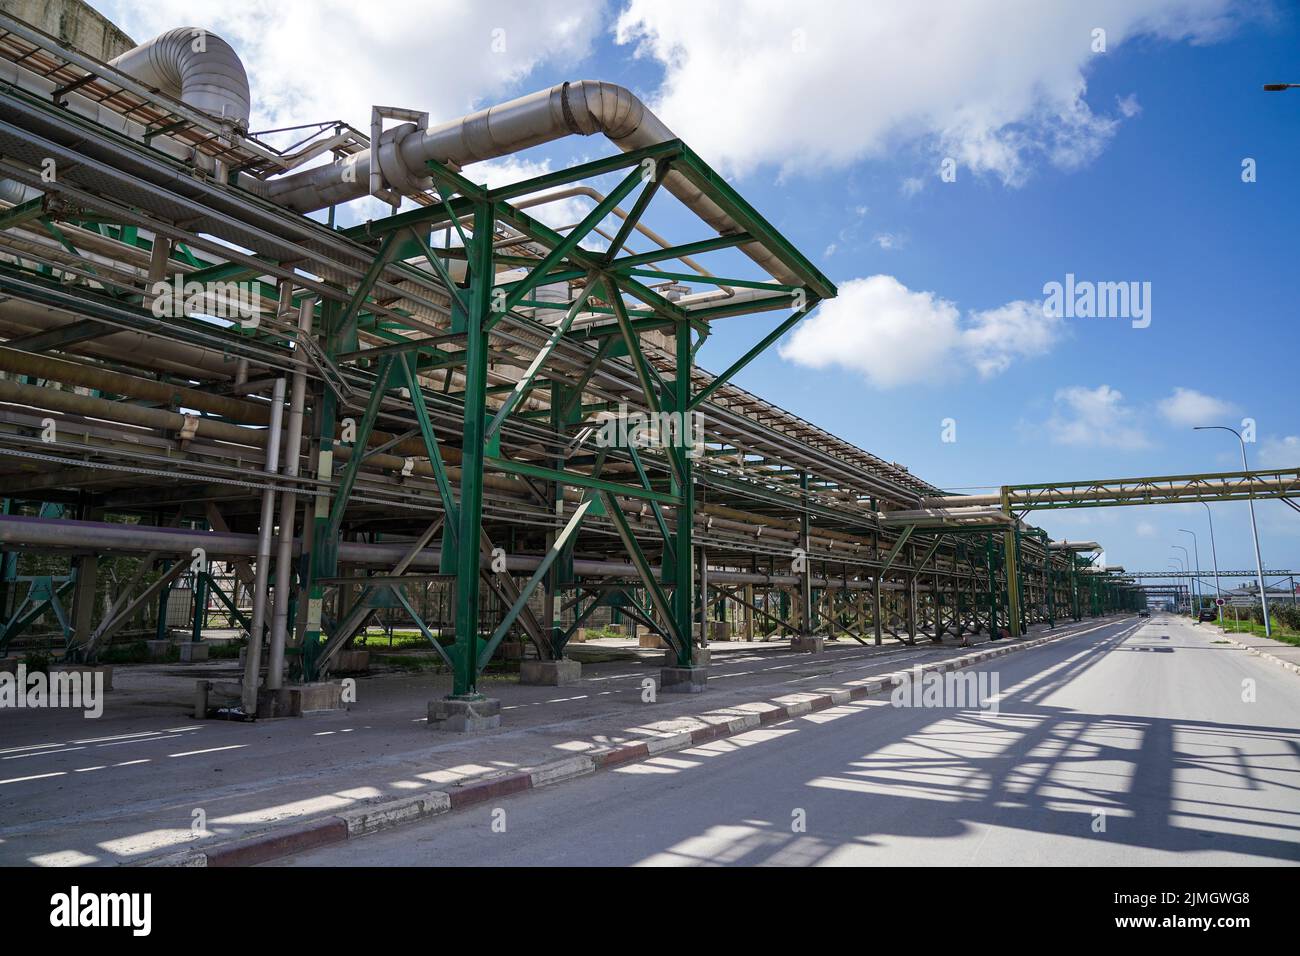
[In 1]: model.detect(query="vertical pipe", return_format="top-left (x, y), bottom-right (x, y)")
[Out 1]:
top-left (697, 545), bottom-right (708, 645)
top-left (241, 376), bottom-right (286, 715)
top-left (267, 299), bottom-right (313, 689)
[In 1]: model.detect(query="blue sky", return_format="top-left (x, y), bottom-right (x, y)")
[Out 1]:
top-left (99, 0), bottom-right (1300, 586)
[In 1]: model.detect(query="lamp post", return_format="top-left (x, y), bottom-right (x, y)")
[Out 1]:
top-left (1194, 425), bottom-right (1271, 636)
top-left (1170, 558), bottom-right (1185, 613)
top-left (1173, 545), bottom-right (1192, 614)
top-left (1179, 529), bottom-right (1201, 616)
top-left (1202, 503), bottom-right (1222, 624)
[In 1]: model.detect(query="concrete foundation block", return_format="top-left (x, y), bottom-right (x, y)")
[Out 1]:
top-left (638, 631), bottom-right (670, 649)
top-left (428, 696), bottom-right (502, 732)
top-left (662, 647), bottom-right (711, 667)
top-left (146, 639), bottom-right (173, 660)
top-left (519, 658), bottom-right (581, 685)
top-left (710, 621), bottom-right (732, 641)
top-left (178, 642), bottom-right (209, 663)
top-left (194, 679), bottom-right (243, 718)
top-left (332, 648), bottom-right (370, 673)
top-left (567, 628), bottom-right (588, 644)
top-left (791, 635), bottom-right (826, 654)
top-left (660, 665), bottom-right (708, 694)
top-left (605, 624), bottom-right (625, 636)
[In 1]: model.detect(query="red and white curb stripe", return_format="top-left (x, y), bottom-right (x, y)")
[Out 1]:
top-left (139, 619), bottom-right (1115, 867)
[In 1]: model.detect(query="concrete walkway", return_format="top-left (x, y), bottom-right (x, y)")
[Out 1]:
top-left (1212, 624), bottom-right (1300, 675)
top-left (0, 619), bottom-right (1103, 866)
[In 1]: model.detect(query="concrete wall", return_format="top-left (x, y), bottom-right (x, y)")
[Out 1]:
top-left (2, 0), bottom-right (135, 61)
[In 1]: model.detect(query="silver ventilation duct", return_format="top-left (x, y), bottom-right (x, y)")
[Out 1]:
top-left (108, 28), bottom-right (251, 127)
top-left (266, 80), bottom-right (802, 286)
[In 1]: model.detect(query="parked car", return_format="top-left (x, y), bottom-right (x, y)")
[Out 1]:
top-left (1198, 609), bottom-right (1217, 622)
top-left (1138, 609), bottom-right (1150, 618)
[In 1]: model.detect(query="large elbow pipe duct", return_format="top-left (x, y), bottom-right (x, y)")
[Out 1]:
top-left (108, 28), bottom-right (251, 127)
top-left (266, 81), bottom-right (802, 286)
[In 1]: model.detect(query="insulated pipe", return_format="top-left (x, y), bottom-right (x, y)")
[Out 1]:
top-left (241, 375), bottom-right (285, 715)
top-left (0, 514), bottom-right (890, 590)
top-left (0, 346), bottom-right (271, 423)
top-left (108, 28), bottom-right (251, 127)
top-left (265, 81), bottom-right (802, 286)
top-left (0, 306), bottom-right (253, 379)
top-left (267, 300), bottom-right (312, 689)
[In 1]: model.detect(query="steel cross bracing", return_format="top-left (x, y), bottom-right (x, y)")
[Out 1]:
top-left (0, 14), bottom-right (1136, 696)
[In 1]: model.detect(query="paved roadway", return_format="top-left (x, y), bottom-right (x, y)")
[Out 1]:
top-left (279, 614), bottom-right (1300, 866)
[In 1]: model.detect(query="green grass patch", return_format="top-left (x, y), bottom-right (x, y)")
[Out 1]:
top-left (1218, 618), bottom-right (1300, 647)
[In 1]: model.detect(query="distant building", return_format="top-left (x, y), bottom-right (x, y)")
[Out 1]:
top-left (1222, 582), bottom-right (1297, 607)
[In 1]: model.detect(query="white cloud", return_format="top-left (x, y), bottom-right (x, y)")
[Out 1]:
top-left (1136, 521), bottom-right (1158, 538)
top-left (1117, 93), bottom-right (1143, 118)
top-left (1044, 385), bottom-right (1150, 449)
top-left (1259, 435), bottom-right (1300, 467)
top-left (961, 300), bottom-right (1064, 379)
top-left (777, 275), bottom-right (1061, 387)
top-left (1157, 387), bottom-right (1236, 426)
top-left (872, 232), bottom-right (904, 250)
top-left (106, 1), bottom-right (603, 135)
top-left (614, 0), bottom-right (1241, 184)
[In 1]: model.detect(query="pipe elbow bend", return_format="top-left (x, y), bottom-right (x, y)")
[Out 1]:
top-left (109, 27), bottom-right (251, 128)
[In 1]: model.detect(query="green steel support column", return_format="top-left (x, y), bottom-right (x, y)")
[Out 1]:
top-left (982, 535), bottom-right (993, 639)
top-left (669, 320), bottom-right (695, 666)
top-left (190, 570), bottom-right (207, 643)
top-left (1001, 488), bottom-right (1022, 638)
top-left (798, 471), bottom-right (813, 636)
top-left (155, 577), bottom-right (170, 641)
top-left (449, 201), bottom-right (495, 697)
top-left (299, 301), bottom-right (342, 680)
top-left (1046, 549), bottom-right (1056, 628)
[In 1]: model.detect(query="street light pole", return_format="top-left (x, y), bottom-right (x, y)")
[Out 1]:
top-left (1194, 425), bottom-right (1272, 637)
top-left (1170, 558), bottom-right (1186, 613)
top-left (1173, 545), bottom-right (1192, 615)
top-left (1179, 529), bottom-right (1201, 616)
top-left (1202, 502), bottom-right (1222, 624)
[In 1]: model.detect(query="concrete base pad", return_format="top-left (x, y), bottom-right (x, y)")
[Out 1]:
top-left (791, 635), bottom-right (826, 654)
top-left (519, 659), bottom-right (581, 685)
top-left (178, 642), bottom-right (209, 663)
top-left (660, 665), bottom-right (708, 693)
top-left (662, 647), bottom-right (711, 667)
top-left (428, 696), bottom-right (502, 732)
top-left (195, 680), bottom-right (346, 719)
top-left (331, 648), bottom-right (370, 673)
top-left (272, 681), bottom-right (347, 717)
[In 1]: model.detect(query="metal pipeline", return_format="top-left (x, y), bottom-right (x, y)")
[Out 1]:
top-left (108, 28), bottom-right (251, 127)
top-left (267, 299), bottom-right (312, 690)
top-left (241, 376), bottom-right (285, 714)
top-left (0, 346), bottom-right (271, 423)
top-left (0, 514), bottom-right (887, 591)
top-left (265, 81), bottom-right (802, 287)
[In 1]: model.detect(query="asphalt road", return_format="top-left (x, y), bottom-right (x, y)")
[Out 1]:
top-left (279, 614), bottom-right (1300, 866)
